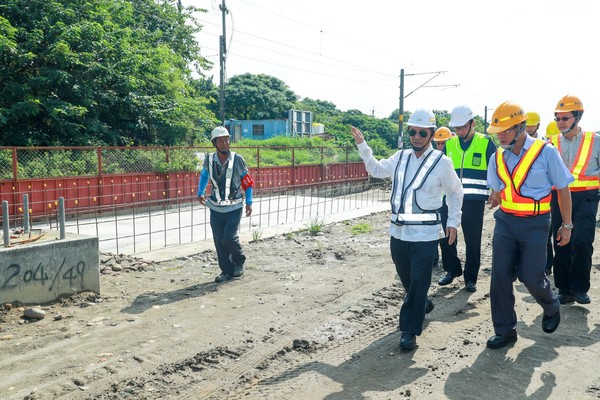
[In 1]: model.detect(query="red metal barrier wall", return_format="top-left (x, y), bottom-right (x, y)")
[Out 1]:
top-left (0, 163), bottom-right (367, 223)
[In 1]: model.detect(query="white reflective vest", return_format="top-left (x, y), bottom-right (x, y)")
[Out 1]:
top-left (390, 149), bottom-right (444, 226)
top-left (207, 151), bottom-right (243, 206)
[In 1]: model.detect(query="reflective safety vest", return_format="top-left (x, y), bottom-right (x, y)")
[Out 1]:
top-left (390, 149), bottom-right (444, 226)
top-left (496, 140), bottom-right (551, 217)
top-left (551, 132), bottom-right (600, 192)
top-left (445, 133), bottom-right (491, 200)
top-left (207, 151), bottom-right (243, 206)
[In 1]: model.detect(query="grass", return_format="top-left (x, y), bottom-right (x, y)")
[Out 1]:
top-left (304, 217), bottom-right (326, 236)
top-left (252, 230), bottom-right (262, 241)
top-left (350, 222), bottom-right (373, 235)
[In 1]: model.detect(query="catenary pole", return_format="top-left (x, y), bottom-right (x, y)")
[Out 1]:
top-left (219, 0), bottom-right (228, 124)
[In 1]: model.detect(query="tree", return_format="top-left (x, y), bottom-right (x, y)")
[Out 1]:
top-left (224, 73), bottom-right (298, 120)
top-left (0, 0), bottom-right (214, 146)
top-left (296, 98), bottom-right (340, 116)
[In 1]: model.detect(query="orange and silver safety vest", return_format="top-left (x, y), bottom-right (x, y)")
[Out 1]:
top-left (496, 140), bottom-right (551, 217)
top-left (551, 132), bottom-right (600, 192)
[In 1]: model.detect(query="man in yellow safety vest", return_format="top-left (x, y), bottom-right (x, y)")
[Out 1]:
top-left (549, 95), bottom-right (600, 305)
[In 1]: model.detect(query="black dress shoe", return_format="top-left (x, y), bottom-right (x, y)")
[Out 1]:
top-left (215, 273), bottom-right (234, 283)
top-left (438, 272), bottom-right (459, 286)
top-left (400, 332), bottom-right (417, 350)
top-left (465, 281), bottom-right (477, 292)
top-left (558, 293), bottom-right (575, 304)
top-left (574, 292), bottom-right (591, 304)
top-left (542, 311), bottom-right (560, 333)
top-left (425, 299), bottom-right (434, 314)
top-left (486, 332), bottom-right (517, 349)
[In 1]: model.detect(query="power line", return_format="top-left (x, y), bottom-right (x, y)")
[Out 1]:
top-left (197, 18), bottom-right (396, 79)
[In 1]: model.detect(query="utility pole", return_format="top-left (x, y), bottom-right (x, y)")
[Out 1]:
top-left (397, 69), bottom-right (457, 149)
top-left (484, 106), bottom-right (489, 134)
top-left (397, 69), bottom-right (405, 149)
top-left (219, 0), bottom-right (229, 125)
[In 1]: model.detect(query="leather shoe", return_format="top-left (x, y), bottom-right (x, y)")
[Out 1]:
top-left (542, 311), bottom-right (560, 333)
top-left (486, 332), bottom-right (517, 349)
top-left (558, 293), bottom-right (575, 304)
top-left (215, 273), bottom-right (234, 283)
top-left (400, 332), bottom-right (416, 350)
top-left (425, 299), bottom-right (434, 314)
top-left (233, 265), bottom-right (245, 278)
top-left (438, 272), bottom-right (459, 286)
top-left (574, 292), bottom-right (591, 304)
top-left (465, 281), bottom-right (477, 292)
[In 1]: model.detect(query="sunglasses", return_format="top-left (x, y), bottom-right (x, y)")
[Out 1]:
top-left (555, 116), bottom-right (573, 122)
top-left (408, 129), bottom-right (430, 138)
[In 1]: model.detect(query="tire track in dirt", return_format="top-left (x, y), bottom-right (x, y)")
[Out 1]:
top-left (195, 281), bottom-right (495, 399)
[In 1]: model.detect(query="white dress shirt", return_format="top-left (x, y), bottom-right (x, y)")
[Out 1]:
top-left (357, 141), bottom-right (463, 242)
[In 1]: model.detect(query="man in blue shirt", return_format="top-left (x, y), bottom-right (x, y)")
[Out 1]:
top-left (197, 126), bottom-right (254, 283)
top-left (485, 101), bottom-right (573, 349)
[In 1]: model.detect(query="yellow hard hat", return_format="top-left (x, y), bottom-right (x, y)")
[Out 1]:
top-left (525, 111), bottom-right (540, 127)
top-left (487, 101), bottom-right (527, 134)
top-left (555, 95), bottom-right (584, 113)
top-left (433, 126), bottom-right (452, 142)
top-left (545, 120), bottom-right (560, 137)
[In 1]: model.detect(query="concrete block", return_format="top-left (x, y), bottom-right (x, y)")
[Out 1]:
top-left (0, 232), bottom-right (100, 305)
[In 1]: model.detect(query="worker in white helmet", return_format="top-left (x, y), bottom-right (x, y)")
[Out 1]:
top-left (350, 109), bottom-right (463, 351)
top-left (197, 126), bottom-right (254, 283)
top-left (438, 105), bottom-right (497, 293)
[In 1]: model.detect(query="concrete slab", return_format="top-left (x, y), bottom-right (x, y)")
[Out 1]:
top-left (0, 231), bottom-right (100, 305)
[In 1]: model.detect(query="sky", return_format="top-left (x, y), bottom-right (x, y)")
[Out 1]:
top-left (185, 0), bottom-right (600, 131)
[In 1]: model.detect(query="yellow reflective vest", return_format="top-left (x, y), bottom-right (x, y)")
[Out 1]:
top-left (496, 140), bottom-right (551, 216)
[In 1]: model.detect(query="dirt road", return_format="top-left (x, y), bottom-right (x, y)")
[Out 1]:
top-left (1, 209), bottom-right (599, 399)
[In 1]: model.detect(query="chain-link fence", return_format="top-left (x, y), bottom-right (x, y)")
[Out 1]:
top-left (0, 145), bottom-right (362, 179)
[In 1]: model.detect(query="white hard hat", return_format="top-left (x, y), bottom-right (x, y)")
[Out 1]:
top-left (407, 109), bottom-right (436, 128)
top-left (449, 105), bottom-right (474, 127)
top-left (211, 126), bottom-right (230, 141)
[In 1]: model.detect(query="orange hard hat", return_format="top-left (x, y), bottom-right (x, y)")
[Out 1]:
top-left (555, 95), bottom-right (584, 113)
top-left (433, 127), bottom-right (452, 142)
top-left (487, 101), bottom-right (527, 134)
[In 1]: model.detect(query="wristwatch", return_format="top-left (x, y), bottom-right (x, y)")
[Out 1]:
top-left (562, 223), bottom-right (574, 230)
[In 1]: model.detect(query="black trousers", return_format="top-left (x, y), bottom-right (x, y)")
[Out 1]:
top-left (551, 189), bottom-right (599, 294)
top-left (490, 210), bottom-right (559, 335)
top-left (440, 199), bottom-right (486, 283)
top-left (390, 237), bottom-right (436, 336)
top-left (210, 208), bottom-right (246, 275)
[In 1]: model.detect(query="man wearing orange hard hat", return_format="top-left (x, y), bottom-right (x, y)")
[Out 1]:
top-left (548, 95), bottom-right (600, 305)
top-left (485, 101), bottom-right (573, 349)
top-left (433, 126), bottom-right (453, 151)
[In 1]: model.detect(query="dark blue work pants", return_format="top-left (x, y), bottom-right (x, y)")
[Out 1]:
top-left (210, 208), bottom-right (246, 275)
top-left (490, 210), bottom-right (559, 335)
top-left (390, 237), bottom-right (436, 336)
top-left (440, 199), bottom-right (486, 283)
top-left (551, 189), bottom-right (599, 294)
